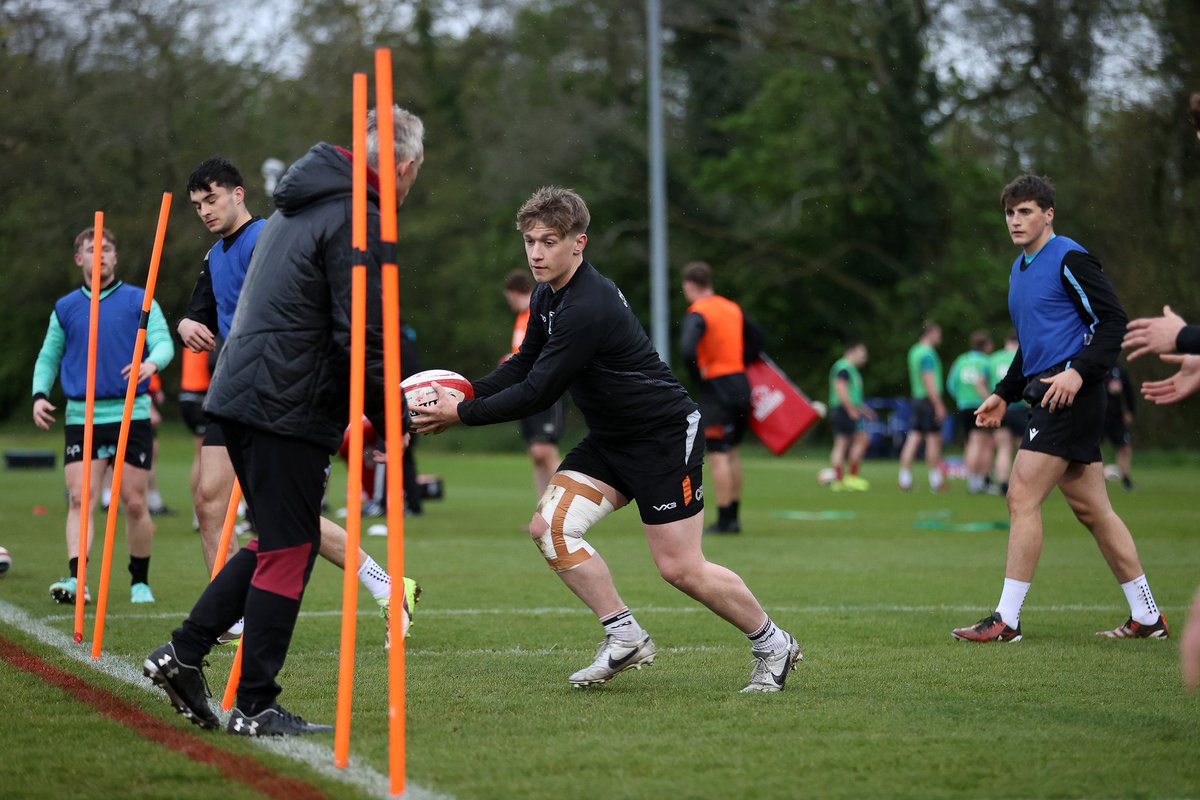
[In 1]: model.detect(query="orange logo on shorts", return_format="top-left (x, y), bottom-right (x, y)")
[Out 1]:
top-left (682, 475), bottom-right (693, 505)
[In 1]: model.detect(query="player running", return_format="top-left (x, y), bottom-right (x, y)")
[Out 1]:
top-left (412, 186), bottom-right (801, 693)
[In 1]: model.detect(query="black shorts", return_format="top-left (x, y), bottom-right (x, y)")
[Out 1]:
top-left (909, 397), bottom-right (939, 433)
top-left (64, 419), bottom-right (154, 468)
top-left (1020, 372), bottom-right (1105, 463)
top-left (830, 406), bottom-right (862, 437)
top-left (179, 391), bottom-right (209, 436)
top-left (1001, 405), bottom-right (1028, 437)
top-left (557, 409), bottom-right (705, 525)
top-left (1103, 418), bottom-right (1131, 447)
top-left (957, 408), bottom-right (980, 434)
top-left (698, 373), bottom-right (750, 453)
top-left (202, 420), bottom-right (227, 448)
top-left (519, 397), bottom-right (565, 444)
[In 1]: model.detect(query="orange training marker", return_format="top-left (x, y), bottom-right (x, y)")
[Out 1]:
top-left (334, 70), bottom-right (369, 770)
top-left (91, 193), bottom-right (171, 658)
top-left (75, 211), bottom-right (105, 644)
top-left (375, 46), bottom-right (408, 799)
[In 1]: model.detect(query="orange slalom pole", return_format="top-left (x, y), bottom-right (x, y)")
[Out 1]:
top-left (213, 480), bottom-right (244, 708)
top-left (75, 211), bottom-right (105, 644)
top-left (210, 481), bottom-right (243, 581)
top-left (221, 638), bottom-right (244, 712)
top-left (92, 193), bottom-right (172, 657)
top-left (334, 70), bottom-right (370, 770)
top-left (375, 47), bottom-right (408, 799)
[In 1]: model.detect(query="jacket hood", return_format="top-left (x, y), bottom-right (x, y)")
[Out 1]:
top-left (273, 142), bottom-right (379, 216)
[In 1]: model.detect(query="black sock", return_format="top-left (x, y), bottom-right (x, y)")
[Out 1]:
top-left (69, 557), bottom-right (79, 579)
top-left (129, 556), bottom-right (150, 585)
top-left (730, 499), bottom-right (740, 523)
top-left (717, 504), bottom-right (732, 526)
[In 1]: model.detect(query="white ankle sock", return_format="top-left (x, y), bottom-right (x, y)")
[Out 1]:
top-left (357, 555), bottom-right (392, 601)
top-left (996, 578), bottom-right (1031, 629)
top-left (898, 468), bottom-right (913, 489)
top-left (929, 468), bottom-right (944, 490)
top-left (747, 617), bottom-right (791, 653)
top-left (1120, 574), bottom-right (1160, 625)
top-left (601, 608), bottom-right (645, 641)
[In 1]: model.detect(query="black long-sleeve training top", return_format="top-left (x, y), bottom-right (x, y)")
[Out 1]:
top-left (458, 261), bottom-right (697, 440)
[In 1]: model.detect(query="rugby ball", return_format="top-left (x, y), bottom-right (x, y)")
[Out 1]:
top-left (0, 546), bottom-right (11, 578)
top-left (817, 467), bottom-right (838, 487)
top-left (401, 369), bottom-right (474, 416)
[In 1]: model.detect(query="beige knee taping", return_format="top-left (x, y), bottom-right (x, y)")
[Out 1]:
top-left (532, 471), bottom-right (613, 572)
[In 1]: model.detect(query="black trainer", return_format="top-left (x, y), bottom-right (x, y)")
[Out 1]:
top-left (143, 642), bottom-right (219, 730)
top-left (705, 521), bottom-right (741, 535)
top-left (226, 704), bottom-right (333, 736)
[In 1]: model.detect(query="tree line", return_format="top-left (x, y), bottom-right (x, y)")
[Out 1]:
top-left (2, 0), bottom-right (1198, 445)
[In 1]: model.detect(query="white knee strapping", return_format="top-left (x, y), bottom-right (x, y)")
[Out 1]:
top-left (532, 470), bottom-right (614, 571)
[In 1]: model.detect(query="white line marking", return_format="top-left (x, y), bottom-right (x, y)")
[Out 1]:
top-left (0, 599), bottom-right (451, 800)
top-left (36, 601), bottom-right (1187, 624)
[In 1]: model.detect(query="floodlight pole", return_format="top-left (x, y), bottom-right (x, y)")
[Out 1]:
top-left (646, 0), bottom-right (670, 366)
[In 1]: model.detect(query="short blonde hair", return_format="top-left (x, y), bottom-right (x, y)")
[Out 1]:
top-left (516, 186), bottom-right (590, 237)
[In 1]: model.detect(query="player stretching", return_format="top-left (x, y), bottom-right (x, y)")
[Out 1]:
top-left (953, 174), bottom-right (1166, 643)
top-left (413, 186), bottom-right (801, 692)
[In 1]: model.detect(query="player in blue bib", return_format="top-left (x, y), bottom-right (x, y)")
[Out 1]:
top-left (953, 175), bottom-right (1166, 644)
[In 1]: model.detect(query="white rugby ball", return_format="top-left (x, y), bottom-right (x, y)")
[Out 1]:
top-left (0, 546), bottom-right (11, 578)
top-left (817, 467), bottom-right (838, 486)
top-left (401, 369), bottom-right (474, 416)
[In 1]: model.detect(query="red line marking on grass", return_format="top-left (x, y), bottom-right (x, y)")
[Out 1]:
top-left (0, 635), bottom-right (330, 800)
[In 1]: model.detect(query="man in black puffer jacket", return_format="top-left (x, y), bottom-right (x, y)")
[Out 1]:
top-left (145, 106), bottom-right (424, 736)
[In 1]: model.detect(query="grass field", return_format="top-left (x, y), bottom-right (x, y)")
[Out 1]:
top-left (1, 425), bottom-right (1199, 800)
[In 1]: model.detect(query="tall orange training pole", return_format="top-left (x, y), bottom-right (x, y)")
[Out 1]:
top-left (74, 211), bottom-right (105, 644)
top-left (221, 639), bottom-right (245, 712)
top-left (334, 70), bottom-right (369, 769)
top-left (92, 193), bottom-right (172, 657)
top-left (375, 47), bottom-right (408, 799)
top-left (213, 480), bottom-right (245, 711)
top-left (210, 481), bottom-right (243, 581)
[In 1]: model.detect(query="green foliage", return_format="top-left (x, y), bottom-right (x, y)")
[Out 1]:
top-left (2, 1), bottom-right (1199, 443)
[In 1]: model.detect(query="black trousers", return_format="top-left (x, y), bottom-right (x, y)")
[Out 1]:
top-left (172, 420), bottom-right (328, 713)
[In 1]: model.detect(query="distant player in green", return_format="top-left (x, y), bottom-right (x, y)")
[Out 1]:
top-left (898, 322), bottom-right (946, 491)
top-left (946, 330), bottom-right (994, 494)
top-left (988, 329), bottom-right (1025, 495)
top-left (826, 342), bottom-right (874, 491)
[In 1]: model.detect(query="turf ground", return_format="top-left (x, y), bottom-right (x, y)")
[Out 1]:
top-left (1, 425), bottom-right (1199, 799)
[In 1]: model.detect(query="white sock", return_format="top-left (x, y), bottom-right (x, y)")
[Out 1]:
top-left (228, 617), bottom-right (244, 636)
top-left (929, 468), bottom-right (944, 490)
top-left (898, 468), bottom-right (913, 489)
top-left (747, 617), bottom-right (791, 653)
top-left (601, 608), bottom-right (645, 641)
top-left (996, 578), bottom-right (1031, 629)
top-left (1120, 574), bottom-right (1160, 625)
top-left (357, 554), bottom-right (392, 601)
top-left (147, 489), bottom-right (164, 509)
top-left (101, 487), bottom-right (112, 505)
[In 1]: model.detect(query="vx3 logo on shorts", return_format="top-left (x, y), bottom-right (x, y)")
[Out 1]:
top-left (1028, 427), bottom-right (1040, 441)
top-left (652, 501), bottom-right (677, 512)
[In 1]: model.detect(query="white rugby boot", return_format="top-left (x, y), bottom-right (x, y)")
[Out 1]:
top-left (740, 632), bottom-right (803, 693)
top-left (569, 633), bottom-right (657, 687)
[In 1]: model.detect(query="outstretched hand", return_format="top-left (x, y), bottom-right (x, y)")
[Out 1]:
top-left (1141, 354), bottom-right (1200, 405)
top-left (1123, 305), bottom-right (1186, 361)
top-left (973, 394), bottom-right (1005, 428)
top-left (410, 382), bottom-right (463, 435)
